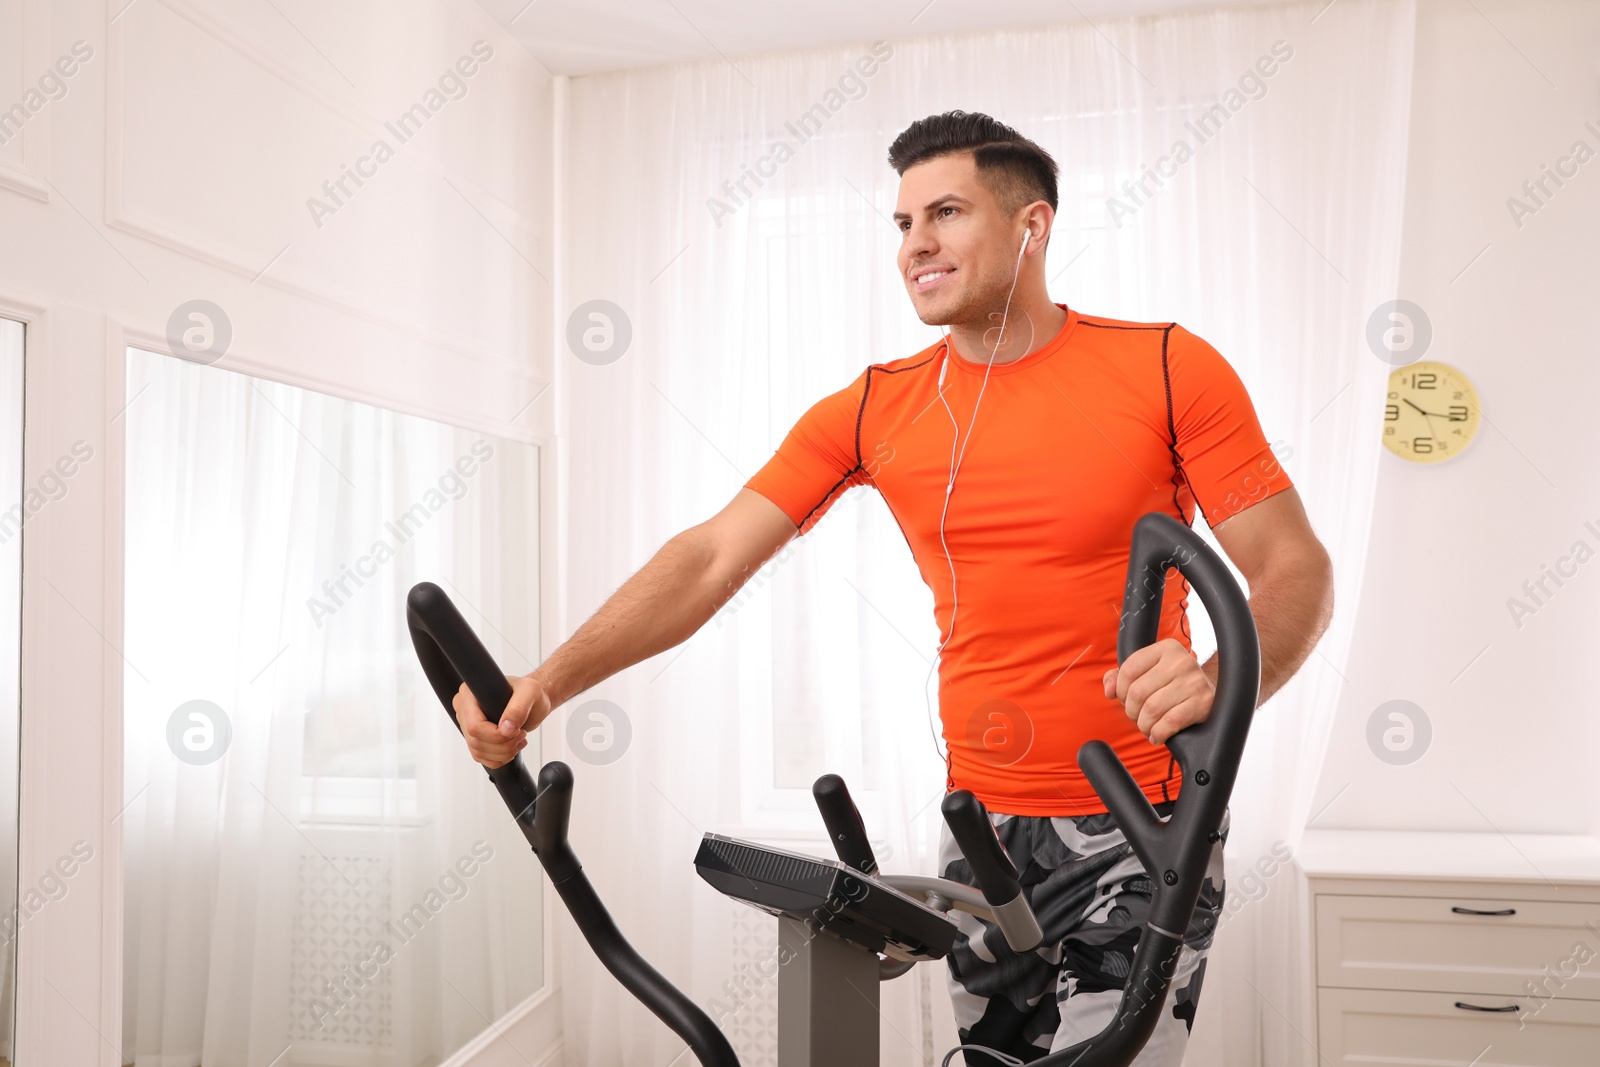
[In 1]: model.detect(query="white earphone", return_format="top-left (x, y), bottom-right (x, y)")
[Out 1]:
top-left (924, 227), bottom-right (1032, 773)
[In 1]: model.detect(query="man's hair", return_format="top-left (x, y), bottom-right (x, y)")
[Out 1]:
top-left (887, 110), bottom-right (1059, 218)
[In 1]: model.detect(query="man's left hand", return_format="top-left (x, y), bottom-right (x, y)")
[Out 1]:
top-left (1102, 638), bottom-right (1215, 745)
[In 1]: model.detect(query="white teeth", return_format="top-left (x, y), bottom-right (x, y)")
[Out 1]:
top-left (919, 270), bottom-right (950, 283)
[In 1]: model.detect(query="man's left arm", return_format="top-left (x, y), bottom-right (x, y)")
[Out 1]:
top-left (1102, 487), bottom-right (1334, 745)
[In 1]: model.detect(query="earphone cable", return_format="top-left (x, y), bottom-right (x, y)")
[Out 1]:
top-left (922, 233), bottom-right (1030, 775)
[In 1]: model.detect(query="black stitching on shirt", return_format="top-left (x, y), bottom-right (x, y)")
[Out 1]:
top-left (796, 471), bottom-right (860, 533)
top-left (1161, 325), bottom-right (1195, 647)
top-left (794, 353), bottom-right (936, 532)
top-left (1080, 320), bottom-right (1175, 331)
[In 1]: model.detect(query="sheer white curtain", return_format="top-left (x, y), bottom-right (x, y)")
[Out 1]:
top-left (121, 350), bottom-right (542, 1067)
top-left (560, 1), bottom-right (1414, 1064)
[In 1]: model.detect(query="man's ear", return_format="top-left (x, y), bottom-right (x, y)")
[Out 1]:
top-left (1020, 201), bottom-right (1055, 255)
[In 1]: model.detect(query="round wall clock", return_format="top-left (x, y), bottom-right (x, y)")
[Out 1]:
top-left (1383, 360), bottom-right (1481, 463)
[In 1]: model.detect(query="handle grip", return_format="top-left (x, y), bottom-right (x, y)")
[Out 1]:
top-left (406, 582), bottom-right (539, 835)
top-left (406, 582), bottom-right (740, 1067)
top-left (1035, 512), bottom-right (1260, 1066)
top-left (407, 581), bottom-right (515, 723)
top-left (1114, 513), bottom-right (1259, 806)
top-left (1093, 513), bottom-right (1258, 935)
top-left (941, 791), bottom-right (1043, 952)
top-left (812, 774), bottom-right (879, 875)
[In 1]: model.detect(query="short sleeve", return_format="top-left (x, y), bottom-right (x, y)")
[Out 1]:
top-left (1166, 325), bottom-right (1294, 527)
top-left (744, 368), bottom-right (873, 535)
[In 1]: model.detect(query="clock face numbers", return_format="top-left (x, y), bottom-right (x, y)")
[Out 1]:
top-left (1383, 360), bottom-right (1481, 464)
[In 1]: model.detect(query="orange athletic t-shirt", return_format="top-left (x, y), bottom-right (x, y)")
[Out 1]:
top-left (743, 306), bottom-right (1293, 816)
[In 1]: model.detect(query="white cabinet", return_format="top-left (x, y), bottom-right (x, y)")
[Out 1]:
top-left (1299, 831), bottom-right (1600, 1067)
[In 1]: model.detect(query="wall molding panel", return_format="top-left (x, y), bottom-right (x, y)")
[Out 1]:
top-left (0, 0), bottom-right (559, 1061)
top-left (0, 0), bottom-right (57, 202)
top-left (103, 0), bottom-right (549, 383)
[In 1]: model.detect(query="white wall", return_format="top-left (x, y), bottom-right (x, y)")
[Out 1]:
top-left (1308, 0), bottom-right (1600, 837)
top-left (0, 0), bottom-right (559, 1062)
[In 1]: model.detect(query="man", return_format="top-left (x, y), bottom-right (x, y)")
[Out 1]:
top-left (455, 111), bottom-right (1334, 1065)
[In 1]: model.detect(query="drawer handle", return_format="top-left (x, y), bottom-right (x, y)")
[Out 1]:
top-left (1454, 1001), bottom-right (1520, 1013)
top-left (1451, 906), bottom-right (1516, 917)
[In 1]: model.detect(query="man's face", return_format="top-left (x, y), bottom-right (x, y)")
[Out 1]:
top-left (894, 152), bottom-right (1021, 328)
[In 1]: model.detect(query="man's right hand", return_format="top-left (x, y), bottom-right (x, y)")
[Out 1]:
top-left (453, 673), bottom-right (552, 768)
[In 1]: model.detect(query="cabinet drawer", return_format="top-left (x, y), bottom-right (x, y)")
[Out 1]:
top-left (1317, 894), bottom-right (1600, 1000)
top-left (1318, 988), bottom-right (1600, 1066)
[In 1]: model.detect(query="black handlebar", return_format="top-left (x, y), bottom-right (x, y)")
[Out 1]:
top-left (527, 762), bottom-right (736, 1066)
top-left (1036, 512), bottom-right (1261, 1066)
top-left (940, 791), bottom-right (1021, 908)
top-left (940, 790), bottom-right (1045, 952)
top-left (813, 774), bottom-right (879, 875)
top-left (405, 582), bottom-right (740, 1067)
top-left (407, 582), bottom-right (540, 839)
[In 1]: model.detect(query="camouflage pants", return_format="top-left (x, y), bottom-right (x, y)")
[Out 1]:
top-left (938, 800), bottom-right (1228, 1066)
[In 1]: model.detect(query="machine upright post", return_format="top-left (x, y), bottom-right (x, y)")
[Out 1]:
top-left (776, 917), bottom-right (881, 1067)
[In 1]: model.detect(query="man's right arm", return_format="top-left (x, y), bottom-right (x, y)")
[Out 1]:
top-left (454, 488), bottom-right (799, 768)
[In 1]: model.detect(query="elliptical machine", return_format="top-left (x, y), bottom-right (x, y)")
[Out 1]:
top-left (406, 511), bottom-right (1260, 1067)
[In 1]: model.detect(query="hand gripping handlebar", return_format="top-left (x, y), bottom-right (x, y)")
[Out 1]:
top-left (1034, 512), bottom-right (1261, 1066)
top-left (406, 582), bottom-right (739, 1067)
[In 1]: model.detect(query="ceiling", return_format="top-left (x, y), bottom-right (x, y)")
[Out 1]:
top-left (478, 0), bottom-right (1286, 76)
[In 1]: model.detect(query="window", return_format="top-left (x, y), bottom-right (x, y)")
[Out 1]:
top-left (730, 193), bottom-right (943, 834)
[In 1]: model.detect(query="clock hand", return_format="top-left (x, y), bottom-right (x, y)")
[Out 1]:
top-left (1401, 396), bottom-right (1446, 444)
top-left (1403, 396), bottom-right (1452, 422)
